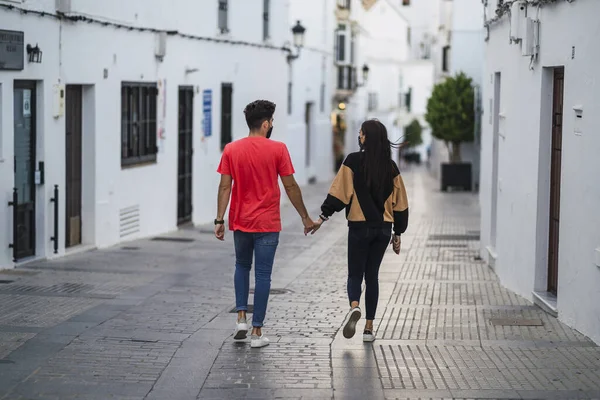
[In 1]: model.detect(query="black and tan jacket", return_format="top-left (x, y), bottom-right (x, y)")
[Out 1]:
top-left (321, 152), bottom-right (409, 236)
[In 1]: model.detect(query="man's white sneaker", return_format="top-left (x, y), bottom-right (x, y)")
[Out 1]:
top-left (234, 319), bottom-right (248, 340)
top-left (342, 307), bottom-right (362, 339)
top-left (250, 334), bottom-right (270, 348)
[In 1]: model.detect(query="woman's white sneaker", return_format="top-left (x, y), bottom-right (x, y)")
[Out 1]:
top-left (233, 318), bottom-right (248, 341)
top-left (342, 307), bottom-right (362, 339)
top-left (363, 330), bottom-right (376, 342)
top-left (250, 334), bottom-right (270, 348)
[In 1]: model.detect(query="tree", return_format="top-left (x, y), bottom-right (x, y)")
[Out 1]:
top-left (425, 72), bottom-right (475, 163)
top-left (404, 119), bottom-right (423, 149)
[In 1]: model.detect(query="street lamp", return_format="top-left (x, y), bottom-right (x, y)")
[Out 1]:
top-left (356, 63), bottom-right (370, 88)
top-left (287, 20), bottom-right (306, 62)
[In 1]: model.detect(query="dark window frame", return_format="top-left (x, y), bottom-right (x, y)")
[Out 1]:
top-left (218, 0), bottom-right (229, 34)
top-left (220, 83), bottom-right (233, 151)
top-left (263, 0), bottom-right (270, 41)
top-left (121, 82), bottom-right (158, 167)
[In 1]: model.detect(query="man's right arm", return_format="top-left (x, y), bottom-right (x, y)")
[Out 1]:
top-left (280, 174), bottom-right (313, 233)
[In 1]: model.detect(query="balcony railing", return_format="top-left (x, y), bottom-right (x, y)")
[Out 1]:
top-left (337, 0), bottom-right (351, 10)
top-left (337, 65), bottom-right (356, 91)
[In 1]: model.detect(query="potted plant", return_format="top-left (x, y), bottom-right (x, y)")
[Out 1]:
top-left (425, 72), bottom-right (475, 191)
top-left (402, 119), bottom-right (423, 165)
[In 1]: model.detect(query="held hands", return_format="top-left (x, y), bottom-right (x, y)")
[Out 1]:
top-left (391, 234), bottom-right (401, 255)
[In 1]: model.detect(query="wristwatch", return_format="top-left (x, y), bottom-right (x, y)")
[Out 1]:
top-left (214, 219), bottom-right (225, 225)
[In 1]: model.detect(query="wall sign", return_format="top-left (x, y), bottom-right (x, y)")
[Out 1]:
top-left (0, 30), bottom-right (24, 71)
top-left (203, 89), bottom-right (212, 137)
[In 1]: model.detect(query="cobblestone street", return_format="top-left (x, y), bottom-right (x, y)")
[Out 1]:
top-left (1, 168), bottom-right (599, 400)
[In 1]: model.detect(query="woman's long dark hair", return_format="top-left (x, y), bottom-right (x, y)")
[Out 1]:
top-left (360, 120), bottom-right (403, 202)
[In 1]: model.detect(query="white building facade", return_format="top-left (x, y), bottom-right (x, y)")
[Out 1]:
top-left (0, 0), bottom-right (334, 269)
top-left (480, 0), bottom-right (600, 343)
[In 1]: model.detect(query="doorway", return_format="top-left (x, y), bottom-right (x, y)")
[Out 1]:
top-left (177, 86), bottom-right (194, 225)
top-left (13, 81), bottom-right (37, 260)
top-left (65, 85), bottom-right (83, 248)
top-left (547, 67), bottom-right (564, 295)
top-left (490, 73), bottom-right (501, 251)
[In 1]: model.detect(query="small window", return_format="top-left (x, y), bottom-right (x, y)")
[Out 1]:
top-left (402, 0), bottom-right (410, 5)
top-left (368, 93), bottom-right (378, 112)
top-left (218, 0), bottom-right (229, 34)
top-left (335, 25), bottom-right (347, 63)
top-left (220, 83), bottom-right (233, 150)
top-left (442, 45), bottom-right (451, 72)
top-left (405, 87), bottom-right (412, 112)
top-left (121, 82), bottom-right (158, 167)
top-left (263, 0), bottom-right (270, 41)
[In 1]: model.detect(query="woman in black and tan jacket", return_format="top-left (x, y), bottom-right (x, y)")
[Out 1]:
top-left (312, 119), bottom-right (408, 342)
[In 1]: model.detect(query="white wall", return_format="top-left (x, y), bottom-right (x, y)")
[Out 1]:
top-left (0, 0), bottom-right (333, 269)
top-left (480, 0), bottom-right (600, 343)
top-left (288, 0), bottom-right (335, 184)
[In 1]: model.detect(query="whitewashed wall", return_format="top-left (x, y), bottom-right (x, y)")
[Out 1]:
top-left (0, 0), bottom-right (333, 269)
top-left (480, 0), bottom-right (600, 343)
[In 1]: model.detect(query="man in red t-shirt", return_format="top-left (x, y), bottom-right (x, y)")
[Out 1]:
top-left (215, 100), bottom-right (315, 348)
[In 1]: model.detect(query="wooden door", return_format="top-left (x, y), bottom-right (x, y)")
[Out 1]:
top-left (65, 85), bottom-right (83, 247)
top-left (548, 67), bottom-right (564, 295)
top-left (177, 86), bottom-right (194, 225)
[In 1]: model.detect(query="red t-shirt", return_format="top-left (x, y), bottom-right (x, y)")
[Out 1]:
top-left (217, 137), bottom-right (295, 232)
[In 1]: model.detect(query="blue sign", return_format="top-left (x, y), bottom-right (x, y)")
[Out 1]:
top-left (203, 89), bottom-right (212, 137)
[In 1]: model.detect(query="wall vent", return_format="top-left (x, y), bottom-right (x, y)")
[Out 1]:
top-left (119, 205), bottom-right (140, 238)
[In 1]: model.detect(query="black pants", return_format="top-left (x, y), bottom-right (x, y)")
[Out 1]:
top-left (347, 226), bottom-right (391, 320)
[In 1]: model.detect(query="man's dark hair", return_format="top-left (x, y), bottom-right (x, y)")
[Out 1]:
top-left (244, 100), bottom-right (276, 130)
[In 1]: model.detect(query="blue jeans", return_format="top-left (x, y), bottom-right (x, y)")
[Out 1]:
top-left (234, 231), bottom-right (280, 328)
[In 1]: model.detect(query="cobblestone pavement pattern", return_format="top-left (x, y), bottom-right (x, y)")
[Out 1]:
top-left (0, 168), bottom-right (599, 400)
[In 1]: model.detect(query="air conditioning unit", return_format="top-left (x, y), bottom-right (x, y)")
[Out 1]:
top-left (55, 0), bottom-right (71, 13)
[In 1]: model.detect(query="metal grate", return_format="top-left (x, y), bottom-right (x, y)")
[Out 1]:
top-left (151, 237), bottom-right (195, 243)
top-left (121, 246), bottom-right (140, 251)
top-left (0, 282), bottom-right (94, 295)
top-left (425, 243), bottom-right (468, 248)
top-left (489, 318), bottom-right (544, 326)
top-left (0, 280), bottom-right (14, 284)
top-left (428, 234), bottom-right (480, 241)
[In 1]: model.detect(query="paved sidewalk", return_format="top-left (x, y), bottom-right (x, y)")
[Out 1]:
top-left (0, 168), bottom-right (599, 400)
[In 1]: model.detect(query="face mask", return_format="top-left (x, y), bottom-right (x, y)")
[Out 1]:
top-left (266, 125), bottom-right (273, 139)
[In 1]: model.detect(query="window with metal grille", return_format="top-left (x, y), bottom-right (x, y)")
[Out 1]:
top-left (335, 24), bottom-right (347, 63)
top-left (368, 93), bottom-right (378, 112)
top-left (263, 0), bottom-right (270, 40)
top-left (218, 0), bottom-right (229, 34)
top-left (220, 83), bottom-right (233, 150)
top-left (121, 82), bottom-right (158, 167)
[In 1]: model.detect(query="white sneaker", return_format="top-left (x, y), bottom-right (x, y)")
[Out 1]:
top-left (250, 334), bottom-right (270, 348)
top-left (233, 318), bottom-right (248, 341)
top-left (363, 330), bottom-right (376, 342)
top-left (342, 307), bottom-right (362, 339)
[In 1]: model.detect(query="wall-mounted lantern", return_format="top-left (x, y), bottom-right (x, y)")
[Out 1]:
top-left (356, 64), bottom-right (370, 88)
top-left (26, 44), bottom-right (42, 63)
top-left (287, 20), bottom-right (306, 63)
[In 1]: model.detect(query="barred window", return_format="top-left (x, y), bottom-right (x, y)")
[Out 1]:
top-left (121, 82), bottom-right (158, 167)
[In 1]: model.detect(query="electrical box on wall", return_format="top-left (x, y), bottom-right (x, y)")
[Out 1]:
top-left (510, 0), bottom-right (527, 42)
top-left (53, 84), bottom-right (65, 118)
top-left (521, 18), bottom-right (539, 57)
top-left (55, 0), bottom-right (71, 13)
top-left (573, 105), bottom-right (583, 135)
top-left (155, 32), bottom-right (167, 61)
